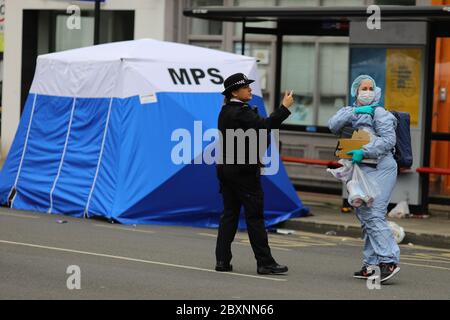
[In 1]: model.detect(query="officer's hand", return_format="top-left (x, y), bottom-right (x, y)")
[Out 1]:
top-left (282, 90), bottom-right (294, 108)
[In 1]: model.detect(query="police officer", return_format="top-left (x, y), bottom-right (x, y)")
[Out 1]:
top-left (215, 73), bottom-right (295, 275)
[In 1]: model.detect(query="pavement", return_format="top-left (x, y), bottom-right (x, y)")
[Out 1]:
top-left (279, 192), bottom-right (450, 250)
top-left (0, 207), bottom-right (449, 300)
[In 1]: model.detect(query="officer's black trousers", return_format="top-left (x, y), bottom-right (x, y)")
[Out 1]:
top-left (215, 166), bottom-right (276, 267)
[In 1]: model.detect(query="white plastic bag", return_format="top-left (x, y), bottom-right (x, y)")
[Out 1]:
top-left (347, 164), bottom-right (381, 208)
top-left (326, 159), bottom-right (353, 182)
top-left (347, 179), bottom-right (366, 208)
top-left (388, 201), bottom-right (410, 219)
top-left (388, 221), bottom-right (406, 244)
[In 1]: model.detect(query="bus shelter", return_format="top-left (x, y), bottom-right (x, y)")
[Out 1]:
top-left (184, 5), bottom-right (450, 214)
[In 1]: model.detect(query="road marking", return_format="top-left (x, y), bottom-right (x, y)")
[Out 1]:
top-left (0, 212), bottom-right (40, 219)
top-left (0, 239), bottom-right (286, 282)
top-left (93, 224), bottom-right (155, 234)
top-left (400, 244), bottom-right (450, 253)
top-left (402, 262), bottom-right (450, 271)
top-left (401, 253), bottom-right (450, 265)
top-left (401, 257), bottom-right (450, 265)
top-left (198, 233), bottom-right (217, 237)
top-left (197, 233), bottom-right (291, 251)
top-left (236, 242), bottom-right (292, 252)
top-left (198, 231), bottom-right (356, 249)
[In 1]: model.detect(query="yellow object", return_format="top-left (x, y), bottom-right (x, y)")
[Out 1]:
top-left (341, 207), bottom-right (352, 213)
top-left (385, 48), bottom-right (422, 128)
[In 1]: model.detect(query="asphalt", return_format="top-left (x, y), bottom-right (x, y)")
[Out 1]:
top-left (0, 207), bottom-right (449, 300)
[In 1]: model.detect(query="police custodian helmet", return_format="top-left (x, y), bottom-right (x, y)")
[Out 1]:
top-left (222, 73), bottom-right (255, 95)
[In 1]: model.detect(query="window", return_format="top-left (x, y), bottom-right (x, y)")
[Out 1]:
top-left (190, 0), bottom-right (223, 35)
top-left (189, 41), bottom-right (223, 50)
top-left (21, 10), bottom-right (134, 111)
top-left (234, 42), bottom-right (273, 107)
top-left (55, 15), bottom-right (94, 51)
top-left (281, 37), bottom-right (349, 127)
top-left (46, 10), bottom-right (134, 53)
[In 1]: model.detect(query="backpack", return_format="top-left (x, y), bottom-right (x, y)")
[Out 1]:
top-left (369, 105), bottom-right (413, 171)
top-left (390, 111), bottom-right (413, 170)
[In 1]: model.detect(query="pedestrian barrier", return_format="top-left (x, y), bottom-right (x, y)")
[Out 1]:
top-left (416, 167), bottom-right (450, 175)
top-left (281, 156), bottom-right (413, 173)
top-left (281, 156), bottom-right (341, 168)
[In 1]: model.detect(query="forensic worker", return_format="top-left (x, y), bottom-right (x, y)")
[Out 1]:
top-left (328, 74), bottom-right (400, 283)
top-left (215, 73), bottom-right (294, 275)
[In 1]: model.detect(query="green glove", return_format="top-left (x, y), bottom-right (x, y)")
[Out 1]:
top-left (354, 105), bottom-right (374, 116)
top-left (347, 149), bottom-right (364, 164)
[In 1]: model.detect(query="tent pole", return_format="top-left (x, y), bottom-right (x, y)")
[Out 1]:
top-left (94, 0), bottom-right (101, 45)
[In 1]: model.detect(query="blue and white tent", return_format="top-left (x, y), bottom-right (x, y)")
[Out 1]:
top-left (0, 39), bottom-right (308, 227)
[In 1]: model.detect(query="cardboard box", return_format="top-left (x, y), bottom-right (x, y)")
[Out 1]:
top-left (335, 129), bottom-right (370, 159)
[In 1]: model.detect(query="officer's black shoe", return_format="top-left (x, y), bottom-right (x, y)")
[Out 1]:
top-left (257, 263), bottom-right (288, 275)
top-left (215, 261), bottom-right (233, 272)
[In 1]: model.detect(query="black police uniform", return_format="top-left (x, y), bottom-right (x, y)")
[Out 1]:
top-left (215, 73), bottom-right (291, 274)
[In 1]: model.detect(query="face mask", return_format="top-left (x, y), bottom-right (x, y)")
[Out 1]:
top-left (357, 91), bottom-right (375, 105)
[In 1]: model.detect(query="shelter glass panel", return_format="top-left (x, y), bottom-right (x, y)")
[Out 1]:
top-left (318, 43), bottom-right (349, 126)
top-left (281, 38), bottom-right (315, 126)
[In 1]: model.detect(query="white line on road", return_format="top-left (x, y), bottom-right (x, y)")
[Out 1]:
top-left (93, 224), bottom-right (155, 234)
top-left (401, 262), bottom-right (450, 271)
top-left (0, 212), bottom-right (40, 219)
top-left (197, 233), bottom-right (292, 251)
top-left (0, 239), bottom-right (287, 282)
top-left (401, 256), bottom-right (450, 265)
